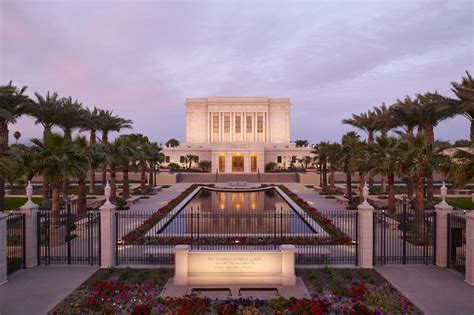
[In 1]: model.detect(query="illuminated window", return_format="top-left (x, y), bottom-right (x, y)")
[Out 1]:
top-left (246, 115), bottom-right (252, 133)
top-left (219, 155), bottom-right (225, 172)
top-left (224, 115), bottom-right (230, 133)
top-left (235, 115), bottom-right (241, 133)
top-left (277, 156), bottom-right (282, 163)
top-left (213, 114), bottom-right (219, 133)
top-left (257, 115), bottom-right (263, 133)
top-left (251, 155), bottom-right (257, 172)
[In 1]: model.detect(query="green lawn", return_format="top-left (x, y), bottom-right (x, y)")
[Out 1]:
top-left (434, 197), bottom-right (473, 210)
top-left (4, 197), bottom-right (42, 210)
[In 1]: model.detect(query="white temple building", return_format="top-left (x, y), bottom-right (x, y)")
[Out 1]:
top-left (161, 97), bottom-right (314, 173)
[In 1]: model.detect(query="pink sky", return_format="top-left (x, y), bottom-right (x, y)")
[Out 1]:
top-left (1, 0), bottom-right (472, 145)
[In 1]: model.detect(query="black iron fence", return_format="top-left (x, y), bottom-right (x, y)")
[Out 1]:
top-left (37, 208), bottom-right (100, 265)
top-left (7, 212), bottom-right (25, 275)
top-left (374, 200), bottom-right (436, 265)
top-left (116, 209), bottom-right (358, 265)
top-left (447, 212), bottom-right (466, 274)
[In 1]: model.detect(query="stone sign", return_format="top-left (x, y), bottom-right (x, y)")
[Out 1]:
top-left (173, 245), bottom-right (296, 286)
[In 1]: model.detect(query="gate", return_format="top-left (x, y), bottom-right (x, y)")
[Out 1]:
top-left (7, 213), bottom-right (25, 275)
top-left (37, 207), bottom-right (100, 265)
top-left (374, 199), bottom-right (435, 265)
top-left (447, 212), bottom-right (466, 274)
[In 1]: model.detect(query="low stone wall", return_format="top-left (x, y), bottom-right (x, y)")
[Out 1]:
top-left (156, 173), bottom-right (178, 185)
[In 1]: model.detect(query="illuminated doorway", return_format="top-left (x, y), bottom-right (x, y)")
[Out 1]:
top-left (232, 155), bottom-right (244, 172)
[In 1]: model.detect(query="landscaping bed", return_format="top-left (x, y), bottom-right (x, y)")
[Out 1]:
top-left (50, 267), bottom-right (420, 314)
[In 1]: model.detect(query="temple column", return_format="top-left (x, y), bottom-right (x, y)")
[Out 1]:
top-left (231, 112), bottom-right (234, 142)
top-left (253, 112), bottom-right (256, 142)
top-left (219, 112), bottom-right (223, 142)
top-left (243, 112), bottom-right (246, 142)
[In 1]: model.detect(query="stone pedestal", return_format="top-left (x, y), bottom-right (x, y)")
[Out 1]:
top-left (357, 201), bottom-right (374, 268)
top-left (0, 213), bottom-right (7, 285)
top-left (173, 245), bottom-right (190, 286)
top-left (20, 202), bottom-right (39, 267)
top-left (281, 244), bottom-right (296, 286)
top-left (100, 201), bottom-right (116, 267)
top-left (434, 201), bottom-right (453, 267)
top-left (465, 212), bottom-right (474, 285)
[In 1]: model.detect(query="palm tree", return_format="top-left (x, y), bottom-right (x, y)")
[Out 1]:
top-left (338, 132), bottom-right (361, 202)
top-left (81, 107), bottom-right (102, 194)
top-left (372, 136), bottom-right (401, 212)
top-left (104, 137), bottom-right (133, 202)
top-left (28, 91), bottom-right (62, 206)
top-left (96, 109), bottom-right (133, 187)
top-left (398, 133), bottom-right (447, 217)
top-left (326, 143), bottom-right (341, 193)
top-left (416, 91), bottom-right (456, 206)
top-left (165, 138), bottom-right (180, 148)
top-left (353, 141), bottom-right (370, 199)
top-left (343, 110), bottom-right (379, 188)
top-left (31, 134), bottom-right (88, 221)
top-left (145, 142), bottom-right (163, 187)
top-left (55, 97), bottom-right (88, 197)
top-left (447, 147), bottom-right (474, 187)
top-left (312, 142), bottom-right (331, 192)
top-left (121, 133), bottom-right (149, 191)
top-left (0, 81), bottom-right (30, 212)
top-left (451, 71), bottom-right (474, 142)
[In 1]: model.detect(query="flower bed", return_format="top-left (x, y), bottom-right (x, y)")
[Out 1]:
top-left (121, 184), bottom-right (200, 244)
top-left (51, 267), bottom-right (420, 314)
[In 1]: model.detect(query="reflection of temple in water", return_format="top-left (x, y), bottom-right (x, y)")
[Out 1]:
top-left (182, 190), bottom-right (294, 234)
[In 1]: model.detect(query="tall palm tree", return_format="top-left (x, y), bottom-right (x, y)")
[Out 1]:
top-left (96, 109), bottom-right (133, 187)
top-left (390, 96), bottom-right (422, 200)
top-left (55, 97), bottom-right (88, 197)
top-left (312, 142), bottom-right (331, 192)
top-left (326, 143), bottom-right (341, 193)
top-left (104, 137), bottom-right (133, 202)
top-left (0, 81), bottom-right (30, 212)
top-left (447, 147), bottom-right (474, 186)
top-left (145, 142), bottom-right (163, 187)
top-left (398, 133), bottom-right (447, 217)
top-left (343, 110), bottom-right (379, 188)
top-left (416, 91), bottom-right (455, 206)
top-left (372, 135), bottom-right (401, 212)
top-left (165, 138), bottom-right (180, 148)
top-left (28, 91), bottom-right (62, 206)
top-left (338, 132), bottom-right (361, 202)
top-left (31, 134), bottom-right (88, 221)
top-left (81, 107), bottom-right (102, 194)
top-left (451, 71), bottom-right (474, 142)
top-left (121, 133), bottom-right (149, 191)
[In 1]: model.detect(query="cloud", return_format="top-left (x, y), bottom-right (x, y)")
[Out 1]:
top-left (1, 0), bottom-right (472, 144)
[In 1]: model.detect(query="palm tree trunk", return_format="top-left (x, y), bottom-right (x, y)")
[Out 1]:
top-left (51, 185), bottom-right (61, 226)
top-left (140, 165), bottom-right (146, 191)
top-left (424, 125), bottom-right (435, 207)
top-left (329, 166), bottom-right (335, 193)
top-left (63, 130), bottom-right (72, 198)
top-left (346, 164), bottom-right (352, 202)
top-left (148, 166), bottom-right (154, 187)
top-left (101, 131), bottom-right (109, 188)
top-left (415, 171), bottom-right (425, 217)
top-left (322, 162), bottom-right (327, 192)
top-left (368, 132), bottom-right (374, 188)
top-left (77, 175), bottom-right (87, 214)
top-left (122, 166), bottom-right (130, 200)
top-left (0, 120), bottom-right (8, 212)
top-left (110, 162), bottom-right (116, 203)
top-left (42, 127), bottom-right (51, 207)
top-left (388, 172), bottom-right (395, 213)
top-left (89, 130), bottom-right (96, 194)
top-left (381, 175), bottom-right (387, 193)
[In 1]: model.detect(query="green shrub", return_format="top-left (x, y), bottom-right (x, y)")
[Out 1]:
top-left (265, 162), bottom-right (277, 172)
top-left (118, 267), bottom-right (131, 282)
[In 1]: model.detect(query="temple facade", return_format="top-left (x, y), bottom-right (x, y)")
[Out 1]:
top-left (161, 97), bottom-right (314, 173)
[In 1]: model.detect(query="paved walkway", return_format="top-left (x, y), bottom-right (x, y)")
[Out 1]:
top-left (376, 266), bottom-right (474, 315)
top-left (0, 266), bottom-right (98, 315)
top-left (129, 183), bottom-right (192, 211)
top-left (283, 183), bottom-right (346, 210)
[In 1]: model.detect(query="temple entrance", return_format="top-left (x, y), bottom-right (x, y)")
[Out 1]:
top-left (232, 155), bottom-right (244, 172)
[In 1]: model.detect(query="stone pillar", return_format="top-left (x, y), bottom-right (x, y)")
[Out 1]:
top-left (20, 181), bottom-right (39, 267)
top-left (281, 244), bottom-right (296, 286)
top-left (465, 212), bottom-right (474, 285)
top-left (0, 212), bottom-right (7, 285)
top-left (174, 245), bottom-right (189, 286)
top-left (225, 154), bottom-right (232, 174)
top-left (100, 182), bottom-right (116, 267)
top-left (435, 182), bottom-right (453, 267)
top-left (357, 183), bottom-right (374, 268)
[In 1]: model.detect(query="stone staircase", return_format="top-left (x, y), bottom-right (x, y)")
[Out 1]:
top-left (177, 172), bottom-right (299, 183)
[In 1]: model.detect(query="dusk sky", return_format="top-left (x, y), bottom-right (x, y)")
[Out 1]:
top-left (1, 0), bottom-right (472, 145)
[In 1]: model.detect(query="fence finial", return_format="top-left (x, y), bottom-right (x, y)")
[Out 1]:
top-left (104, 181), bottom-right (112, 206)
top-left (362, 181), bottom-right (369, 204)
top-left (25, 180), bottom-right (36, 206)
top-left (441, 181), bottom-right (447, 203)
